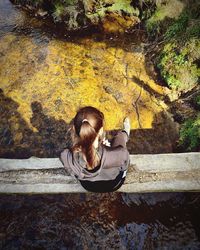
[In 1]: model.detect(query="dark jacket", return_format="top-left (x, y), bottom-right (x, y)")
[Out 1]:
top-left (60, 131), bottom-right (129, 182)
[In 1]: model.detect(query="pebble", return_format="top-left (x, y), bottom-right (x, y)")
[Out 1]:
top-left (103, 85), bottom-right (114, 94)
top-left (99, 97), bottom-right (108, 103)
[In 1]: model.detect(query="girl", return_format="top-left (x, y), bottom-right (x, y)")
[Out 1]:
top-left (60, 106), bottom-right (130, 192)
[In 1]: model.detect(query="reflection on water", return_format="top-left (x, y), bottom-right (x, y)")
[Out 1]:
top-left (0, 193), bottom-right (200, 249)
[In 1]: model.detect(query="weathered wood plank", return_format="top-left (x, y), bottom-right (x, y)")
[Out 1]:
top-left (0, 153), bottom-right (200, 193)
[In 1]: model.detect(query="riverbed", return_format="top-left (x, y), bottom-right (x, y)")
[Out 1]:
top-left (0, 0), bottom-right (200, 249)
top-left (0, 0), bottom-right (179, 158)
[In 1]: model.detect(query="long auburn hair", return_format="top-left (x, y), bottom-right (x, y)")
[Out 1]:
top-left (71, 106), bottom-right (104, 169)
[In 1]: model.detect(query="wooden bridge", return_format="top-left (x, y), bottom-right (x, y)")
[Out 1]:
top-left (0, 153), bottom-right (200, 193)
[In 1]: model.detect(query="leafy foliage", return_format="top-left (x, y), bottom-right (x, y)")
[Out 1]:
top-left (158, 39), bottom-right (200, 91)
top-left (154, 0), bottom-right (200, 92)
top-left (196, 95), bottom-right (200, 108)
top-left (164, 11), bottom-right (189, 40)
top-left (179, 114), bottom-right (200, 151)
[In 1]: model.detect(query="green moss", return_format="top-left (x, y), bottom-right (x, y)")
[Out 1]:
top-left (108, 0), bottom-right (139, 16)
top-left (52, 0), bottom-right (79, 23)
top-left (157, 19), bottom-right (200, 92)
top-left (146, 8), bottom-right (164, 36)
top-left (145, 0), bottom-right (184, 37)
top-left (179, 114), bottom-right (200, 151)
top-left (164, 11), bottom-right (189, 40)
top-left (85, 0), bottom-right (139, 32)
top-left (164, 9), bottom-right (200, 41)
top-left (196, 95), bottom-right (200, 107)
top-left (157, 37), bottom-right (200, 91)
top-left (185, 21), bottom-right (200, 39)
top-left (53, 3), bottom-right (65, 22)
top-left (86, 0), bottom-right (139, 20)
top-left (147, 7), bottom-right (166, 25)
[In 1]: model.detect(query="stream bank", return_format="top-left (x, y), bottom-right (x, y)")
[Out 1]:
top-left (144, 0), bottom-right (200, 152)
top-left (10, 0), bottom-right (140, 33)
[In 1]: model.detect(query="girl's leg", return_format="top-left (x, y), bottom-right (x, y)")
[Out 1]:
top-left (111, 117), bottom-right (130, 148)
top-left (111, 130), bottom-right (128, 148)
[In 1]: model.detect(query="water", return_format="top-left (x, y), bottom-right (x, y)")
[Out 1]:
top-left (0, 0), bottom-right (179, 158)
top-left (0, 193), bottom-right (200, 249)
top-left (0, 1), bottom-right (200, 249)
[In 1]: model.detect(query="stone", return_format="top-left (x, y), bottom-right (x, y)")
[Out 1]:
top-left (0, 153), bottom-right (200, 193)
top-left (103, 85), bottom-right (114, 94)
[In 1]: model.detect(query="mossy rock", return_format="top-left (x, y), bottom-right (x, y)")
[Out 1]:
top-left (149, 0), bottom-right (200, 94)
top-left (146, 0), bottom-right (185, 37)
top-left (11, 0), bottom-right (140, 32)
top-left (158, 39), bottom-right (200, 92)
top-left (84, 0), bottom-right (140, 33)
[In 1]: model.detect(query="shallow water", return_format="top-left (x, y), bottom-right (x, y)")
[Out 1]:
top-left (0, 0), bottom-right (179, 158)
top-left (0, 1), bottom-right (199, 249)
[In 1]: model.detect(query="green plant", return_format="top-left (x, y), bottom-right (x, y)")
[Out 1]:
top-left (52, 0), bottom-right (77, 22)
top-left (53, 3), bottom-right (65, 22)
top-left (195, 95), bottom-right (200, 108)
top-left (158, 42), bottom-right (185, 89)
top-left (157, 38), bottom-right (200, 91)
top-left (179, 115), bottom-right (200, 151)
top-left (63, 0), bottom-right (76, 5)
top-left (186, 20), bottom-right (200, 38)
top-left (164, 11), bottom-right (189, 40)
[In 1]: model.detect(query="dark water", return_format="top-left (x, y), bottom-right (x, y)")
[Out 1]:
top-left (0, 1), bottom-right (200, 249)
top-left (0, 193), bottom-right (200, 249)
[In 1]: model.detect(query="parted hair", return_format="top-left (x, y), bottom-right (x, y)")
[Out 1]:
top-left (72, 106), bottom-right (104, 169)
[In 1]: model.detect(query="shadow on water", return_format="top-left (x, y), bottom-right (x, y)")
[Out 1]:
top-left (0, 88), bottom-right (71, 158)
top-left (0, 88), bottom-right (178, 158)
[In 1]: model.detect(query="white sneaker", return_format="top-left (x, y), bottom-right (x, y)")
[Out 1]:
top-left (123, 117), bottom-right (131, 136)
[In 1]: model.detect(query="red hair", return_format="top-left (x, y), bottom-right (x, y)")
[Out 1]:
top-left (72, 106), bottom-right (104, 169)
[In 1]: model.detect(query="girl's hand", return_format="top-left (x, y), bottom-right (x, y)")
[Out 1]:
top-left (102, 138), bottom-right (111, 147)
